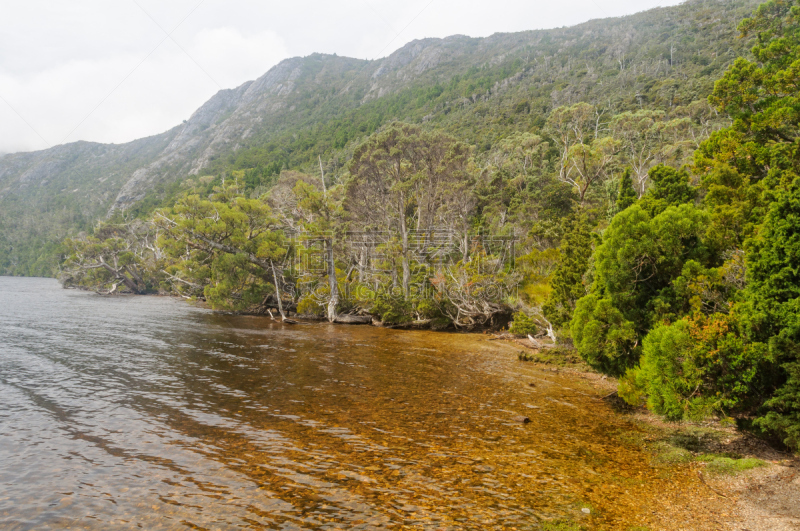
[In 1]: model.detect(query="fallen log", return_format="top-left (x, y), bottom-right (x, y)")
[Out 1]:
top-left (383, 319), bottom-right (434, 330)
top-left (334, 314), bottom-right (372, 325)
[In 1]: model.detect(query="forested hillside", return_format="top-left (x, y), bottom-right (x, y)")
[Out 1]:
top-left (0, 0), bottom-right (760, 276)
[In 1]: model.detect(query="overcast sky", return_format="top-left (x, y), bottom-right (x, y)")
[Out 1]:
top-left (0, 0), bottom-right (683, 154)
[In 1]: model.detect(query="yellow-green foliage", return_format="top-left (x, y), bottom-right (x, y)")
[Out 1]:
top-left (516, 248), bottom-right (559, 306)
top-left (296, 292), bottom-right (326, 316)
top-left (618, 368), bottom-right (646, 407)
top-left (698, 455), bottom-right (766, 475)
top-left (623, 314), bottom-right (765, 420)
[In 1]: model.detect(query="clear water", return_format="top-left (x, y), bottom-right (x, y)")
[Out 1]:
top-left (0, 277), bottom-right (723, 530)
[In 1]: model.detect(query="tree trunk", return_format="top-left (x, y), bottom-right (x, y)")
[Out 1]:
top-left (326, 238), bottom-right (339, 323)
top-left (270, 260), bottom-right (286, 321)
top-left (98, 258), bottom-right (141, 294)
top-left (400, 195), bottom-right (410, 299)
top-left (124, 265), bottom-right (145, 290)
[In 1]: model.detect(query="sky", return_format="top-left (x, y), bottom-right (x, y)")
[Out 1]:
top-left (0, 0), bottom-right (683, 155)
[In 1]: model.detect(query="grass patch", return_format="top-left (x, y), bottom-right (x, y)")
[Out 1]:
top-left (541, 520), bottom-right (584, 531)
top-left (650, 439), bottom-right (767, 474)
top-left (518, 347), bottom-right (588, 368)
top-left (696, 454), bottom-right (767, 475)
top-left (651, 441), bottom-right (693, 464)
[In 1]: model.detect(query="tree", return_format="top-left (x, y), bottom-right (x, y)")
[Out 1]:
top-left (744, 176), bottom-right (800, 449)
top-left (155, 185), bottom-right (290, 313)
top-left (547, 103), bottom-right (618, 205)
top-left (638, 164), bottom-right (697, 215)
top-left (612, 110), bottom-right (665, 196)
top-left (570, 203), bottom-right (712, 373)
top-left (542, 215), bottom-right (592, 329)
top-left (547, 103), bottom-right (599, 169)
top-left (60, 220), bottom-right (161, 294)
top-left (616, 167), bottom-right (638, 212)
top-left (347, 123), bottom-right (472, 299)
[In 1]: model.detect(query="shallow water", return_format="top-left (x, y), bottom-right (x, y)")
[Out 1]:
top-left (0, 277), bottom-right (726, 530)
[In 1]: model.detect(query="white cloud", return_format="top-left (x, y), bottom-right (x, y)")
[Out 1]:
top-left (189, 27), bottom-right (289, 88)
top-left (0, 0), bottom-right (684, 154)
top-left (0, 25), bottom-right (289, 152)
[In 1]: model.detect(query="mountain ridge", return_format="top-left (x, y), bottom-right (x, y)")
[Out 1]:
top-left (0, 0), bottom-right (763, 275)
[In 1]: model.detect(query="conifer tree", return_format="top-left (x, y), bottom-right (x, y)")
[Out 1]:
top-left (616, 167), bottom-right (637, 212)
top-left (543, 215), bottom-right (592, 329)
top-left (638, 164), bottom-right (696, 215)
top-left (745, 177), bottom-right (800, 449)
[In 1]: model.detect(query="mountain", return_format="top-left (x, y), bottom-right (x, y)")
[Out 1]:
top-left (0, 0), bottom-right (762, 276)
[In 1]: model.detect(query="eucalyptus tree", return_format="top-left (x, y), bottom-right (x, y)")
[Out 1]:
top-left (347, 123), bottom-right (473, 298)
top-left (547, 103), bottom-right (618, 206)
top-left (268, 170), bottom-right (343, 321)
top-left (611, 110), bottom-right (665, 196)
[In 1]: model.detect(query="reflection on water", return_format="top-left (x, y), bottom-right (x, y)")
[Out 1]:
top-left (0, 277), bottom-right (726, 530)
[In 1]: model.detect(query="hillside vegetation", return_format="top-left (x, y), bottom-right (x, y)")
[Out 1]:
top-left (0, 0), bottom-right (760, 275)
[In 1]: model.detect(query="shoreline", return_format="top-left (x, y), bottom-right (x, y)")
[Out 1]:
top-left (501, 334), bottom-right (800, 530)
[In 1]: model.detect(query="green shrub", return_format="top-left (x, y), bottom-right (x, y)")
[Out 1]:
top-left (509, 311), bottom-right (538, 336)
top-left (414, 298), bottom-right (445, 320)
top-left (625, 314), bottom-right (766, 420)
top-left (570, 294), bottom-right (638, 376)
top-left (571, 203), bottom-right (711, 376)
top-left (371, 294), bottom-right (412, 325)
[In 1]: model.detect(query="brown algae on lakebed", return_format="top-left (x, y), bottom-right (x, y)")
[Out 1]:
top-left (144, 316), bottom-right (734, 530)
top-left (0, 281), bottom-right (736, 530)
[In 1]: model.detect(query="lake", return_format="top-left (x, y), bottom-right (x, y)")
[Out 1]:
top-left (0, 277), bottom-right (728, 530)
